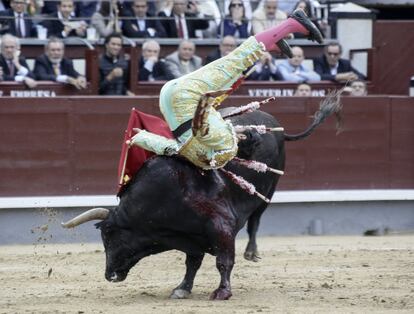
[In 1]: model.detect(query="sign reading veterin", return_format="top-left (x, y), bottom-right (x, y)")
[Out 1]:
top-left (248, 88), bottom-right (326, 97)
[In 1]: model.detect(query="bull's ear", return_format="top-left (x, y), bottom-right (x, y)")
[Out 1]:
top-left (95, 222), bottom-right (103, 229)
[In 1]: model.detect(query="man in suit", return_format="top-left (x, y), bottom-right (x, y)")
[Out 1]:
top-left (41, 0), bottom-right (87, 38)
top-left (165, 40), bottom-right (202, 78)
top-left (158, 0), bottom-right (209, 39)
top-left (313, 42), bottom-right (365, 83)
top-left (0, 0), bottom-right (37, 37)
top-left (204, 35), bottom-right (237, 65)
top-left (139, 40), bottom-right (174, 81)
top-left (122, 0), bottom-right (165, 38)
top-left (278, 46), bottom-right (320, 82)
top-left (0, 34), bottom-right (36, 87)
top-left (248, 51), bottom-right (282, 81)
top-left (33, 37), bottom-right (86, 89)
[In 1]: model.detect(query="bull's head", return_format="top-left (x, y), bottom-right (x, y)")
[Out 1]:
top-left (62, 208), bottom-right (151, 283)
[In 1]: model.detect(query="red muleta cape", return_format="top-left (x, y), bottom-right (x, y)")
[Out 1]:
top-left (117, 108), bottom-right (173, 192)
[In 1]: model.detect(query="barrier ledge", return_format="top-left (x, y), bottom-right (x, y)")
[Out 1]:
top-left (1, 190), bottom-right (413, 209)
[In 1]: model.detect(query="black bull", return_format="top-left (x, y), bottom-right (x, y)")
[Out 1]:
top-left (62, 98), bottom-right (341, 300)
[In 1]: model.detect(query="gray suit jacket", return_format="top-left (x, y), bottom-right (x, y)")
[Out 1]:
top-left (164, 51), bottom-right (202, 78)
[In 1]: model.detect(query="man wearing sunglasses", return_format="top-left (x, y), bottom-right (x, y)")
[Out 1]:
top-left (313, 42), bottom-right (365, 83)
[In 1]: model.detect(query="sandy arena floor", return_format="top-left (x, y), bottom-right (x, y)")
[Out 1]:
top-left (0, 236), bottom-right (413, 313)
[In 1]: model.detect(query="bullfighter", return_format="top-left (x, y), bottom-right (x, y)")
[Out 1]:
top-left (129, 9), bottom-right (323, 170)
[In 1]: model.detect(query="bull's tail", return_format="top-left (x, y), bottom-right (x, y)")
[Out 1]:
top-left (285, 89), bottom-right (343, 142)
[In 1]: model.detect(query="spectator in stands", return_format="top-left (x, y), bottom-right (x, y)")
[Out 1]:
top-left (313, 42), bottom-right (365, 83)
top-left (272, 0), bottom-right (297, 14)
top-left (41, 0), bottom-right (59, 15)
top-left (0, 34), bottom-right (36, 87)
top-left (91, 0), bottom-right (121, 39)
top-left (219, 0), bottom-right (251, 38)
top-left (344, 79), bottom-right (368, 96)
top-left (165, 40), bottom-right (202, 78)
top-left (251, 0), bottom-right (287, 35)
top-left (42, 0), bottom-right (98, 17)
top-left (33, 37), bottom-right (86, 90)
top-left (194, 0), bottom-right (221, 38)
top-left (41, 0), bottom-right (87, 38)
top-left (122, 0), bottom-right (166, 38)
top-left (248, 51), bottom-right (282, 81)
top-left (223, 0), bottom-right (253, 21)
top-left (139, 39), bottom-right (174, 81)
top-left (99, 32), bottom-right (132, 95)
top-left (294, 83), bottom-right (312, 96)
top-left (279, 46), bottom-right (320, 82)
top-left (75, 1), bottom-right (98, 20)
top-left (204, 35), bottom-right (237, 65)
top-left (158, 0), bottom-right (209, 39)
top-left (0, 0), bottom-right (37, 37)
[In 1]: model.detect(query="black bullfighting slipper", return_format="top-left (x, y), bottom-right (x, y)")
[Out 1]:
top-left (290, 9), bottom-right (324, 44)
top-left (276, 39), bottom-right (293, 58)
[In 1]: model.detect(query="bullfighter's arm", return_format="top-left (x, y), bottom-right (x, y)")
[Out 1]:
top-left (130, 130), bottom-right (179, 156)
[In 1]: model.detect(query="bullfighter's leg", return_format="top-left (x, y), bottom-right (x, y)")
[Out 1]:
top-left (255, 9), bottom-right (323, 51)
top-left (170, 253), bottom-right (205, 299)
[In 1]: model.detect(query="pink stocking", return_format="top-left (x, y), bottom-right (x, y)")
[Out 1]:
top-left (255, 18), bottom-right (309, 52)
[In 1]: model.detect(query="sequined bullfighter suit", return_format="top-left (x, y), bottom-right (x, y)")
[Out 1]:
top-left (130, 10), bottom-right (323, 170)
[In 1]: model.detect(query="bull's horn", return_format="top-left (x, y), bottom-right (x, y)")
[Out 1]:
top-left (61, 207), bottom-right (110, 228)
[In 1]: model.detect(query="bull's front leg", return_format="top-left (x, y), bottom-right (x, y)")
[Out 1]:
top-left (210, 238), bottom-right (235, 300)
top-left (170, 253), bottom-right (204, 299)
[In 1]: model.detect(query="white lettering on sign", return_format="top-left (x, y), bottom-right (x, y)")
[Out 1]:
top-left (9, 90), bottom-right (57, 97)
top-left (248, 89), bottom-right (326, 97)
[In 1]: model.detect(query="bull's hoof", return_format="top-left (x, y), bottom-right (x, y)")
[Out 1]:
top-left (244, 250), bottom-right (261, 262)
top-left (209, 288), bottom-right (232, 300)
top-left (170, 289), bottom-right (191, 299)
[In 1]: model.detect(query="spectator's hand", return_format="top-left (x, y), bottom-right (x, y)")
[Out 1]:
top-left (13, 50), bottom-right (21, 67)
top-left (335, 72), bottom-right (358, 82)
top-left (67, 77), bottom-right (79, 88)
top-left (147, 55), bottom-right (158, 63)
top-left (107, 67), bottom-right (123, 81)
top-left (112, 4), bottom-right (119, 15)
top-left (77, 76), bottom-right (87, 89)
top-left (186, 1), bottom-right (198, 14)
top-left (76, 23), bottom-right (87, 37)
top-left (64, 25), bottom-right (72, 35)
top-left (126, 90), bottom-right (135, 96)
top-left (260, 52), bottom-right (272, 65)
top-left (68, 76), bottom-right (87, 90)
top-left (23, 77), bottom-right (37, 89)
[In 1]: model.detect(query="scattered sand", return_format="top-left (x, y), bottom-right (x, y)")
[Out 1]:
top-left (1, 236), bottom-right (413, 313)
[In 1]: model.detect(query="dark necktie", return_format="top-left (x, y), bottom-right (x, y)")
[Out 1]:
top-left (177, 17), bottom-right (184, 38)
top-left (8, 60), bottom-right (15, 77)
top-left (16, 14), bottom-right (22, 37)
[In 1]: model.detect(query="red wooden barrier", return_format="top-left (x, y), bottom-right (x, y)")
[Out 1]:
top-left (0, 96), bottom-right (413, 196)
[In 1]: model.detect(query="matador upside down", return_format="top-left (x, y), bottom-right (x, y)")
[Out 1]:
top-left (129, 9), bottom-right (323, 170)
